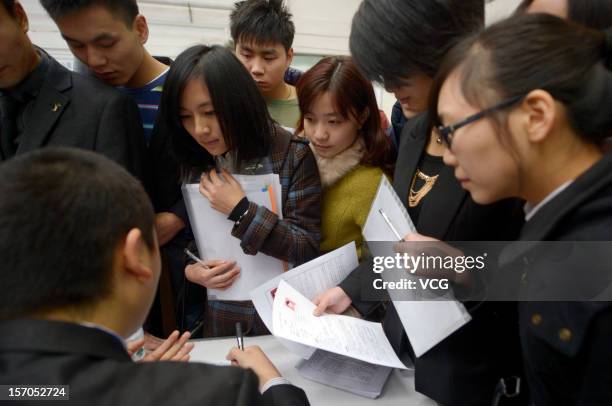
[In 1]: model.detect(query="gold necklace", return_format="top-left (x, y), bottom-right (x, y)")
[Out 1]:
top-left (408, 169), bottom-right (439, 207)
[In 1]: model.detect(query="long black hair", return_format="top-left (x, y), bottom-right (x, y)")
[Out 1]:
top-left (159, 45), bottom-right (274, 173)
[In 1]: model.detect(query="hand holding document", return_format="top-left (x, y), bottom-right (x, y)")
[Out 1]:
top-left (250, 242), bottom-right (359, 359)
top-left (272, 280), bottom-right (408, 369)
top-left (362, 176), bottom-right (471, 358)
top-left (182, 173), bottom-right (284, 300)
top-left (251, 242), bottom-right (359, 330)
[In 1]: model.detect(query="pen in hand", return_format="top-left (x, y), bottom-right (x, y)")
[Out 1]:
top-left (184, 248), bottom-right (210, 269)
top-left (235, 322), bottom-right (244, 351)
top-left (189, 319), bottom-right (205, 336)
top-left (379, 209), bottom-right (404, 241)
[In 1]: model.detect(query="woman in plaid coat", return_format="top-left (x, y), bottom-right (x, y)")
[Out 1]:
top-left (158, 44), bottom-right (321, 337)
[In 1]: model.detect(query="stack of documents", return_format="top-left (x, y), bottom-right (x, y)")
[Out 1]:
top-left (296, 350), bottom-right (393, 399)
top-left (182, 173), bottom-right (284, 300)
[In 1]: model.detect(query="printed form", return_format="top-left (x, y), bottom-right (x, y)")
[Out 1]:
top-left (272, 280), bottom-right (408, 369)
top-left (250, 242), bottom-right (359, 358)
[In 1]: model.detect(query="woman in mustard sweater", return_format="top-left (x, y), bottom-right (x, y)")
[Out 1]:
top-left (296, 56), bottom-right (394, 258)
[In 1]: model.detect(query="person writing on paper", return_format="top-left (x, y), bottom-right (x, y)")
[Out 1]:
top-left (295, 56), bottom-right (395, 259)
top-left (157, 45), bottom-right (321, 337)
top-left (312, 1), bottom-right (528, 405)
top-left (430, 14), bottom-right (612, 404)
top-left (0, 147), bottom-right (309, 406)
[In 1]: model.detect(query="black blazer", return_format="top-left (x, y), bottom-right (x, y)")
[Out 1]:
top-left (340, 114), bottom-right (526, 406)
top-left (501, 151), bottom-right (612, 405)
top-left (0, 319), bottom-right (309, 406)
top-left (0, 54), bottom-right (147, 184)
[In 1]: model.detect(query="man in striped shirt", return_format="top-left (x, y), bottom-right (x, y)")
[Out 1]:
top-left (39, 0), bottom-right (170, 146)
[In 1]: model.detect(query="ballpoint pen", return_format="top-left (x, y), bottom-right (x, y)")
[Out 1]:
top-left (184, 248), bottom-right (210, 269)
top-left (235, 322), bottom-right (244, 350)
top-left (189, 319), bottom-right (205, 336)
top-left (379, 209), bottom-right (404, 241)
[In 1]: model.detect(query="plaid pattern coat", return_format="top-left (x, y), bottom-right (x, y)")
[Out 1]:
top-left (203, 128), bottom-right (321, 337)
top-left (231, 128), bottom-right (321, 266)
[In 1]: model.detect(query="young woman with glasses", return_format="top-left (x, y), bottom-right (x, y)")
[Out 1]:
top-left (431, 14), bottom-right (612, 404)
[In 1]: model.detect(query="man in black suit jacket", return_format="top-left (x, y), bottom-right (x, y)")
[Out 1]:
top-left (0, 0), bottom-right (146, 183)
top-left (0, 147), bottom-right (309, 406)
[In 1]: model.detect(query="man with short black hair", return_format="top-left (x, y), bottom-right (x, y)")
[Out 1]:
top-left (350, 0), bottom-right (485, 148)
top-left (40, 0), bottom-right (189, 246)
top-left (39, 0), bottom-right (170, 147)
top-left (230, 0), bottom-right (300, 129)
top-left (0, 0), bottom-right (146, 182)
top-left (0, 147), bottom-right (309, 406)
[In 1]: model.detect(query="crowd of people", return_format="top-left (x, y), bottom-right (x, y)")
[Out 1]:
top-left (1, 0), bottom-right (611, 404)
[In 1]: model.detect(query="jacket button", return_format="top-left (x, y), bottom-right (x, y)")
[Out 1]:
top-left (531, 314), bottom-right (542, 326)
top-left (559, 328), bottom-right (572, 342)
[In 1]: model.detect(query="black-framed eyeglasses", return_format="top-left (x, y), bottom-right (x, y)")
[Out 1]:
top-left (435, 95), bottom-right (524, 148)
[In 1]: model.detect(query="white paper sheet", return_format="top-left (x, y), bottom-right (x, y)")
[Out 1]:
top-left (188, 341), bottom-right (232, 366)
top-left (390, 300), bottom-right (471, 357)
top-left (296, 350), bottom-right (393, 399)
top-left (250, 242), bottom-right (359, 359)
top-left (182, 174), bottom-right (284, 300)
top-left (363, 176), bottom-right (416, 242)
top-left (362, 176), bottom-right (472, 358)
top-left (272, 280), bottom-right (408, 369)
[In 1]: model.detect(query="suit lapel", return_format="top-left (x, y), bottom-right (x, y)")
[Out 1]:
top-left (16, 58), bottom-right (71, 154)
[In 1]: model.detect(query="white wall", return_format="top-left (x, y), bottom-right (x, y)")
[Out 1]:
top-left (22, 0), bottom-right (383, 109)
top-left (486, 0), bottom-right (522, 25)
top-left (23, 0), bottom-right (358, 61)
top-left (22, 0), bottom-right (520, 119)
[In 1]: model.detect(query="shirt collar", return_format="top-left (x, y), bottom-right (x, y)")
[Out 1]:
top-left (78, 321), bottom-right (127, 349)
top-left (118, 67), bottom-right (169, 93)
top-left (524, 180), bottom-right (573, 222)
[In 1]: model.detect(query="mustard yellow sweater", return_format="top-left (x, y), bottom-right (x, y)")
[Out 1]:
top-left (320, 165), bottom-right (385, 259)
